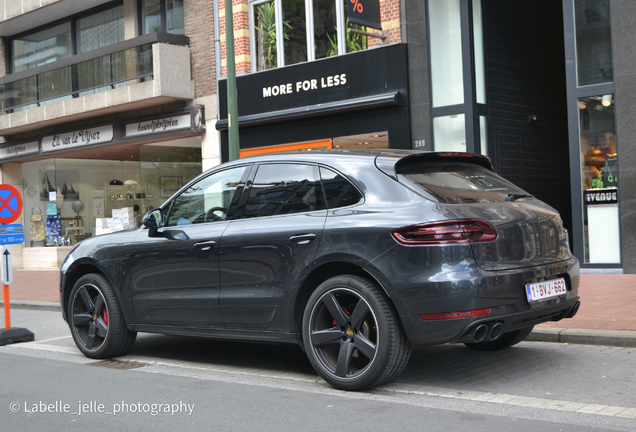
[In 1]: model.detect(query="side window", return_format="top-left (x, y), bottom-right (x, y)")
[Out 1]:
top-left (167, 166), bottom-right (247, 226)
top-left (244, 164), bottom-right (322, 218)
top-left (319, 167), bottom-right (362, 209)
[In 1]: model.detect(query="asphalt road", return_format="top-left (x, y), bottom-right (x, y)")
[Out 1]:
top-left (1, 308), bottom-right (634, 432)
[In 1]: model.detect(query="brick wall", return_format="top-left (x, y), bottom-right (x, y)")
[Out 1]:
top-left (185, 0), bottom-right (217, 97)
top-left (219, 0), bottom-right (251, 76)
top-left (219, 0), bottom-right (402, 76)
top-left (369, 0), bottom-right (402, 48)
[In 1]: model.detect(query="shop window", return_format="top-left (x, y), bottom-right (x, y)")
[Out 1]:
top-left (250, 0), bottom-right (366, 71)
top-left (313, 0), bottom-right (338, 59)
top-left (428, 0), bottom-right (464, 108)
top-left (253, 0), bottom-right (279, 71)
top-left (472, 0), bottom-right (486, 104)
top-left (21, 138), bottom-right (202, 248)
top-left (479, 116), bottom-right (488, 157)
top-left (141, 0), bottom-right (185, 35)
top-left (579, 95), bottom-right (619, 263)
top-left (244, 164), bottom-right (323, 217)
top-left (284, 0), bottom-right (309, 64)
top-left (574, 0), bottom-right (613, 86)
top-left (433, 114), bottom-right (467, 152)
top-left (10, 5), bottom-right (124, 74)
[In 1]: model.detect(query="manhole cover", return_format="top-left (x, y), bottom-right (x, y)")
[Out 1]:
top-left (91, 360), bottom-right (148, 370)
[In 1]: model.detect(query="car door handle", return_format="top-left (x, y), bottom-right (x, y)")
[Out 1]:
top-left (194, 240), bottom-right (217, 251)
top-left (290, 233), bottom-right (317, 245)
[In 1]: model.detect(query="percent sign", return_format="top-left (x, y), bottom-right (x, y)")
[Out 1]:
top-left (350, 0), bottom-right (363, 13)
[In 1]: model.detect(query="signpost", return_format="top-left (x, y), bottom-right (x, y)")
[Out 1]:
top-left (347, 0), bottom-right (382, 30)
top-left (0, 184), bottom-right (34, 345)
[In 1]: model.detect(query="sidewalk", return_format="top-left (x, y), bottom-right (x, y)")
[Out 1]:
top-left (2, 270), bottom-right (636, 346)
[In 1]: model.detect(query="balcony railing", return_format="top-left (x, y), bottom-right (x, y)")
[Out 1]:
top-left (0, 32), bottom-right (189, 114)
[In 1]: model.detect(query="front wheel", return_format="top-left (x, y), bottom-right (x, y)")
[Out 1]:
top-left (302, 275), bottom-right (411, 391)
top-left (68, 274), bottom-right (136, 359)
top-left (464, 326), bottom-right (534, 351)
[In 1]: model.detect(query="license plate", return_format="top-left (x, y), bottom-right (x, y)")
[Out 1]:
top-left (525, 278), bottom-right (567, 302)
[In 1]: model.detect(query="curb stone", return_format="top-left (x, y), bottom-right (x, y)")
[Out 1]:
top-left (0, 300), bottom-right (61, 313)
top-left (528, 327), bottom-right (636, 348)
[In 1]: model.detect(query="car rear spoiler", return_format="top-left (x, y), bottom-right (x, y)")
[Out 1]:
top-left (374, 152), bottom-right (496, 180)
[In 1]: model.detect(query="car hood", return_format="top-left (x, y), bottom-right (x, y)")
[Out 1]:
top-left (445, 200), bottom-right (573, 271)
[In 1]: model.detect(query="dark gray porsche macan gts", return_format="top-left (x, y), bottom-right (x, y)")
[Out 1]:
top-left (60, 150), bottom-right (580, 390)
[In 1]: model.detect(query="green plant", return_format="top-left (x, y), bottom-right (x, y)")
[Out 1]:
top-left (326, 25), bottom-right (367, 57)
top-left (254, 2), bottom-right (292, 70)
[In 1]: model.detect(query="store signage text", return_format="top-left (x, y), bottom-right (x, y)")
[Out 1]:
top-left (0, 141), bottom-right (39, 160)
top-left (263, 74), bottom-right (348, 98)
top-left (42, 126), bottom-right (114, 153)
top-left (126, 114), bottom-right (191, 137)
top-left (585, 188), bottom-right (618, 205)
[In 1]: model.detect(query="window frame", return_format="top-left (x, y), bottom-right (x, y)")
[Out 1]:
top-left (164, 164), bottom-right (252, 226)
top-left (139, 0), bottom-right (185, 35)
top-left (248, 0), bottom-right (349, 72)
top-left (239, 162), bottom-right (326, 219)
top-left (8, 1), bottom-right (124, 74)
top-left (318, 165), bottom-right (364, 209)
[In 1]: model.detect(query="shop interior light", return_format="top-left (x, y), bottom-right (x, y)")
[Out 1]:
top-left (602, 94), bottom-right (612, 107)
top-left (578, 102), bottom-right (586, 110)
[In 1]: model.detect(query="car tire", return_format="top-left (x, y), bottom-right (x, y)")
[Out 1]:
top-left (68, 274), bottom-right (137, 359)
top-left (463, 325), bottom-right (534, 351)
top-left (302, 275), bottom-right (411, 391)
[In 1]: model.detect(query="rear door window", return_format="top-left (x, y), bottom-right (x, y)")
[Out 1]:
top-left (398, 162), bottom-right (529, 204)
top-left (243, 163), bottom-right (324, 218)
top-left (319, 167), bottom-right (362, 209)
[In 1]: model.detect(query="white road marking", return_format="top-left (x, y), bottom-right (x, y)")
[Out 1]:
top-left (4, 340), bottom-right (635, 420)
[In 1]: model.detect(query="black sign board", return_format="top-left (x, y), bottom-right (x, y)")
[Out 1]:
top-left (585, 188), bottom-right (618, 205)
top-left (347, 0), bottom-right (382, 31)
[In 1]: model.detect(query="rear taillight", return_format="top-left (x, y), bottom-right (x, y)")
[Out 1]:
top-left (391, 219), bottom-right (498, 245)
top-left (418, 308), bottom-right (491, 321)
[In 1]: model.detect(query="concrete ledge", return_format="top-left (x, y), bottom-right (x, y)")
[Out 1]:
top-left (529, 327), bottom-right (636, 348)
top-left (0, 300), bottom-right (61, 312)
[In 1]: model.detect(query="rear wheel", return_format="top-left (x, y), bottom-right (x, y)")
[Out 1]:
top-left (302, 275), bottom-right (411, 391)
top-left (464, 326), bottom-right (534, 351)
top-left (68, 274), bottom-right (136, 359)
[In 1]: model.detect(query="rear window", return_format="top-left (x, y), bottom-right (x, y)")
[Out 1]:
top-left (398, 162), bottom-right (530, 204)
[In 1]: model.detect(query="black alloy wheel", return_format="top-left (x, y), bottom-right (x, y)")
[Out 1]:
top-left (303, 275), bottom-right (411, 391)
top-left (68, 274), bottom-right (136, 358)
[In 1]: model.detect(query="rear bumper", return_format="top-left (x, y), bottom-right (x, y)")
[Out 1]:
top-left (402, 296), bottom-right (579, 346)
top-left (392, 258), bottom-right (580, 346)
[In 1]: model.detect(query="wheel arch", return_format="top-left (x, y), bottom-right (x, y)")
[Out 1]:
top-left (292, 258), bottom-right (402, 344)
top-left (61, 262), bottom-right (113, 322)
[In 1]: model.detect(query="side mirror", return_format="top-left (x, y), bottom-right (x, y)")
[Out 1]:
top-left (141, 209), bottom-right (190, 241)
top-left (142, 209), bottom-right (163, 237)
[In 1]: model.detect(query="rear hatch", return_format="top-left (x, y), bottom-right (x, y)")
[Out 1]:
top-left (393, 154), bottom-right (573, 271)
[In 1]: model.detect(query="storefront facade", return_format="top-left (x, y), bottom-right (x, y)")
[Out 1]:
top-left (0, 0), bottom-right (218, 269)
top-left (217, 43), bottom-right (410, 159)
top-left (216, 0), bottom-right (633, 273)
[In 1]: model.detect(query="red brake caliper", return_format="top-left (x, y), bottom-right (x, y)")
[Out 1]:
top-left (103, 306), bottom-right (109, 325)
top-left (333, 306), bottom-right (350, 327)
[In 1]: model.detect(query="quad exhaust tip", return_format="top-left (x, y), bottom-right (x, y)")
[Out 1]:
top-left (463, 322), bottom-right (505, 344)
